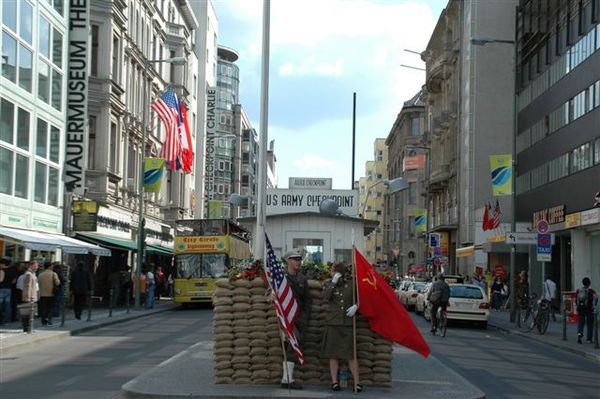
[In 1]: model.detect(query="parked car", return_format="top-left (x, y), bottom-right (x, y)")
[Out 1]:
top-left (423, 283), bottom-right (490, 328)
top-left (395, 279), bottom-right (412, 303)
top-left (415, 282), bottom-right (431, 314)
top-left (401, 281), bottom-right (427, 311)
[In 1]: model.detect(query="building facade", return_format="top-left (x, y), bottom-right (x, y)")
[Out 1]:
top-left (384, 91), bottom-right (428, 277)
top-left (422, 0), bottom-right (517, 275)
top-left (514, 0), bottom-right (600, 293)
top-left (1, 0), bottom-right (68, 261)
top-left (359, 138), bottom-right (388, 264)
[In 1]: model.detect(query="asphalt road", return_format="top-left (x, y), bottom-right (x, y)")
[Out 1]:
top-left (0, 306), bottom-right (213, 399)
top-left (411, 312), bottom-right (600, 399)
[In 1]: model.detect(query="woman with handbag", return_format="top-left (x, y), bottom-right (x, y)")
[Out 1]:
top-left (20, 261), bottom-right (39, 333)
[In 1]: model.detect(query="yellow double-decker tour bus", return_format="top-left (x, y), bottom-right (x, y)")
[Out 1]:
top-left (173, 219), bottom-right (252, 305)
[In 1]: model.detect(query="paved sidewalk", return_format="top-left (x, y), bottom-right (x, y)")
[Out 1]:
top-left (488, 309), bottom-right (600, 363)
top-left (0, 299), bottom-right (177, 354)
top-left (121, 343), bottom-right (485, 399)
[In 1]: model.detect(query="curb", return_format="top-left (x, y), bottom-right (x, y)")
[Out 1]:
top-left (0, 305), bottom-right (177, 355)
top-left (488, 322), bottom-right (600, 363)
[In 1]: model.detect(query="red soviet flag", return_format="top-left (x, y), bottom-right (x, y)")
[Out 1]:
top-left (354, 248), bottom-right (430, 358)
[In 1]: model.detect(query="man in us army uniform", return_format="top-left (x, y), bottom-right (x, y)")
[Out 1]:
top-left (280, 247), bottom-right (311, 390)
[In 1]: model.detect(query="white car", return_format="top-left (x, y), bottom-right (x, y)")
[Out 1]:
top-left (424, 283), bottom-right (490, 328)
top-left (415, 282), bottom-right (431, 315)
top-left (403, 281), bottom-right (428, 311)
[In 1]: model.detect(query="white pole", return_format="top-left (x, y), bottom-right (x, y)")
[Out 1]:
top-left (254, 0), bottom-right (270, 260)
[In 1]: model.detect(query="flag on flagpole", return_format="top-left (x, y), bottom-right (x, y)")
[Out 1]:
top-left (354, 247), bottom-right (430, 358)
top-left (490, 200), bottom-right (501, 229)
top-left (482, 203), bottom-right (491, 231)
top-left (179, 102), bottom-right (194, 173)
top-left (151, 87), bottom-right (182, 170)
top-left (265, 234), bottom-right (305, 365)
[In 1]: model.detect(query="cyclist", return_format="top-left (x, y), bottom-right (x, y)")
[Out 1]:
top-left (427, 273), bottom-right (450, 334)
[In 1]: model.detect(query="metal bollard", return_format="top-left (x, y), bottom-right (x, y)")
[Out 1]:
top-left (86, 293), bottom-right (93, 321)
top-left (562, 302), bottom-right (567, 341)
top-left (109, 287), bottom-right (114, 317)
top-left (60, 293), bottom-right (67, 327)
top-left (126, 287), bottom-right (130, 314)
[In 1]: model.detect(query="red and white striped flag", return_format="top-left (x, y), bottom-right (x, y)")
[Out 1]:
top-left (152, 87), bottom-right (182, 170)
top-left (490, 200), bottom-right (501, 229)
top-left (265, 234), bottom-right (305, 365)
top-left (179, 102), bottom-right (194, 174)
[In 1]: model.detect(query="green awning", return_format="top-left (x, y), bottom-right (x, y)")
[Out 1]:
top-left (147, 244), bottom-right (173, 255)
top-left (77, 233), bottom-right (138, 252)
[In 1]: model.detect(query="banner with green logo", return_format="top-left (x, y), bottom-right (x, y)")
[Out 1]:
top-left (144, 158), bottom-right (165, 193)
top-left (415, 209), bottom-right (427, 233)
top-left (490, 154), bottom-right (512, 196)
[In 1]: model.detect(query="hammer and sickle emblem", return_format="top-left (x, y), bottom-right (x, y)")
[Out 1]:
top-left (362, 271), bottom-right (377, 290)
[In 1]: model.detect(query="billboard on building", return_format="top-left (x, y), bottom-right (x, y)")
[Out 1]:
top-left (203, 87), bottom-right (217, 215)
top-left (489, 154), bottom-right (512, 196)
top-left (65, 1), bottom-right (90, 193)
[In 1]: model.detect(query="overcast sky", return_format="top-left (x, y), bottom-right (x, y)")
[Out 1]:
top-left (213, 0), bottom-right (446, 189)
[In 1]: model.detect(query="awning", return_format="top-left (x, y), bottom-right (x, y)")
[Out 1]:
top-left (456, 245), bottom-right (475, 258)
top-left (0, 226), bottom-right (111, 256)
top-left (147, 244), bottom-right (173, 255)
top-left (77, 233), bottom-right (138, 252)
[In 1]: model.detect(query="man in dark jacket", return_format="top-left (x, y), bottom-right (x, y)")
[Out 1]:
top-left (576, 277), bottom-right (595, 344)
top-left (427, 273), bottom-right (450, 334)
top-left (70, 262), bottom-right (92, 320)
top-left (280, 247), bottom-right (311, 390)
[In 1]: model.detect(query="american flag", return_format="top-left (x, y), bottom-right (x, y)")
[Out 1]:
top-left (490, 200), bottom-right (501, 229)
top-left (152, 87), bottom-right (182, 170)
top-left (265, 234), bottom-right (305, 365)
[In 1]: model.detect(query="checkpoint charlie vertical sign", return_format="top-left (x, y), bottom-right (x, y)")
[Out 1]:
top-left (65, 0), bottom-right (90, 193)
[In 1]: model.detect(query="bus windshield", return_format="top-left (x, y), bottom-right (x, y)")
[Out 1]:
top-left (175, 254), bottom-right (229, 278)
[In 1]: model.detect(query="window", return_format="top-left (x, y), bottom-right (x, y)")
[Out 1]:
top-left (49, 126), bottom-right (59, 163)
top-left (548, 153), bottom-right (569, 182)
top-left (36, 119), bottom-right (48, 157)
top-left (16, 107), bottom-right (29, 150)
top-left (2, 31), bottom-right (17, 83)
top-left (571, 143), bottom-right (592, 173)
top-left (410, 117), bottom-right (421, 136)
top-left (2, 0), bottom-right (17, 32)
top-left (88, 116), bottom-right (96, 169)
top-left (52, 28), bottom-right (62, 68)
top-left (51, 68), bottom-right (62, 110)
top-left (39, 16), bottom-right (50, 58)
top-left (91, 25), bottom-right (99, 76)
top-left (112, 35), bottom-right (119, 80)
top-left (408, 182), bottom-right (417, 204)
top-left (34, 161), bottom-right (47, 202)
top-left (595, 138), bottom-right (600, 165)
top-left (0, 98), bottom-right (14, 143)
top-left (109, 122), bottom-right (118, 173)
top-left (0, 147), bottom-right (13, 194)
top-left (408, 216), bottom-right (416, 239)
top-left (18, 44), bottom-right (32, 92)
top-left (14, 153), bottom-right (28, 198)
top-left (38, 61), bottom-right (50, 102)
top-left (20, 1), bottom-right (32, 45)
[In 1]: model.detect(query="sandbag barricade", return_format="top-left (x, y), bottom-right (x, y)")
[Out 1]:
top-left (213, 278), bottom-right (392, 387)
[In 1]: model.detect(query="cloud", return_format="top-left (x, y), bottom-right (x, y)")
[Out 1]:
top-left (279, 57), bottom-right (344, 77)
top-left (293, 155), bottom-right (337, 170)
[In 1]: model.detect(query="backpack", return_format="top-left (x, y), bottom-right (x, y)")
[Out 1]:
top-left (576, 288), bottom-right (589, 309)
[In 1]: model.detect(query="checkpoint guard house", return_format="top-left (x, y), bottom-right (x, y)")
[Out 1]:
top-left (237, 178), bottom-right (377, 264)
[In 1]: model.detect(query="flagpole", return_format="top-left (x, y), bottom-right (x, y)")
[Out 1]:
top-left (351, 244), bottom-right (358, 393)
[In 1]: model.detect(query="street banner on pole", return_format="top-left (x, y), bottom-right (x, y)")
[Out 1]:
top-left (490, 154), bottom-right (512, 196)
top-left (143, 158), bottom-right (164, 193)
top-left (415, 209), bottom-right (427, 233)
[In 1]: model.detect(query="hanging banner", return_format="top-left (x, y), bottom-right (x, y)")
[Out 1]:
top-left (203, 87), bottom-right (217, 217)
top-left (208, 200), bottom-right (224, 219)
top-left (490, 154), bottom-right (512, 196)
top-left (64, 0), bottom-right (90, 193)
top-left (144, 158), bottom-right (165, 193)
top-left (403, 154), bottom-right (426, 171)
top-left (414, 209), bottom-right (427, 233)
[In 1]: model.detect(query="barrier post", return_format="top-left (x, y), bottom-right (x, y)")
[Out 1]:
top-left (109, 287), bottom-right (114, 317)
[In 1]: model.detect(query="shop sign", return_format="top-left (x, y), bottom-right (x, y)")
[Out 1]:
top-left (564, 213), bottom-right (581, 229)
top-left (581, 208), bottom-right (600, 226)
top-left (72, 200), bottom-right (98, 232)
top-left (96, 206), bottom-right (131, 239)
top-left (403, 154), bottom-right (426, 171)
top-left (532, 205), bottom-right (565, 226)
top-left (266, 188), bottom-right (358, 216)
top-left (289, 177), bottom-right (332, 190)
top-left (174, 236), bottom-right (228, 254)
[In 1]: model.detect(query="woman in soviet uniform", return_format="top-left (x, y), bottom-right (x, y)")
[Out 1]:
top-left (321, 262), bottom-right (361, 392)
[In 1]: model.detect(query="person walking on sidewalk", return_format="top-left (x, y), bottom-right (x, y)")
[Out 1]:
top-left (145, 269), bottom-right (156, 309)
top-left (491, 276), bottom-right (504, 311)
top-left (70, 262), bottom-right (92, 320)
top-left (0, 258), bottom-right (18, 324)
top-left (575, 277), bottom-right (595, 344)
top-left (20, 261), bottom-right (39, 333)
top-left (38, 263), bottom-right (60, 326)
top-left (543, 275), bottom-right (558, 321)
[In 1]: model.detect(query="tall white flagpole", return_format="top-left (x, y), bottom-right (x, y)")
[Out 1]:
top-left (254, 0), bottom-right (270, 261)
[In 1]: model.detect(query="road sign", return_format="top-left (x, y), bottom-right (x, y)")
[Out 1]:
top-left (429, 233), bottom-right (440, 248)
top-left (505, 232), bottom-right (555, 245)
top-left (536, 233), bottom-right (552, 262)
top-left (505, 232), bottom-right (538, 244)
top-left (536, 219), bottom-right (549, 233)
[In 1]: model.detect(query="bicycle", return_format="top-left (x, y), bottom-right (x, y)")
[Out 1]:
top-left (533, 298), bottom-right (550, 334)
top-left (517, 293), bottom-right (538, 331)
top-left (435, 306), bottom-right (448, 337)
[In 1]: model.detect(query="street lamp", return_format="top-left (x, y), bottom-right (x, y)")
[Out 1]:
top-left (471, 36), bottom-right (517, 322)
top-left (361, 177), bottom-right (409, 217)
top-left (135, 56), bottom-right (186, 310)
